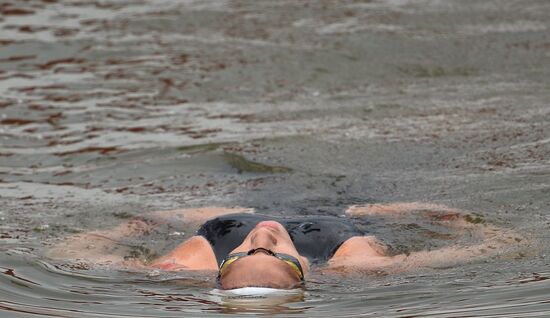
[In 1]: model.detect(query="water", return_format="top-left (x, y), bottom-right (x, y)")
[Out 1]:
top-left (1, 0), bottom-right (550, 316)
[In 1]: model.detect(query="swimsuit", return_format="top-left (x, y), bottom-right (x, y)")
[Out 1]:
top-left (197, 213), bottom-right (364, 265)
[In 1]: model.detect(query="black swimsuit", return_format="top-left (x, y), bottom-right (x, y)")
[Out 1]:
top-left (197, 213), bottom-right (364, 265)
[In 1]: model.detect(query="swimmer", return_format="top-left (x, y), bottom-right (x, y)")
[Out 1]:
top-left (48, 203), bottom-right (522, 290)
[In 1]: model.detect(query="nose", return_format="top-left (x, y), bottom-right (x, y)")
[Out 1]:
top-left (250, 227), bottom-right (277, 249)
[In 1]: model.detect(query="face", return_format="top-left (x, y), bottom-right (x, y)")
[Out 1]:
top-left (229, 220), bottom-right (309, 274)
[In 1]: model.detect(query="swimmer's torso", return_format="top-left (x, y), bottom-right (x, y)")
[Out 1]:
top-left (197, 213), bottom-right (364, 265)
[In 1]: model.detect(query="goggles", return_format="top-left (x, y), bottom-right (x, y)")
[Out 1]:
top-left (217, 247), bottom-right (305, 281)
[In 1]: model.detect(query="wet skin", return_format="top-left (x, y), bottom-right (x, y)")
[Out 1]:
top-left (148, 219), bottom-right (316, 289)
top-left (228, 221), bottom-right (311, 276)
top-left (48, 203), bottom-right (524, 289)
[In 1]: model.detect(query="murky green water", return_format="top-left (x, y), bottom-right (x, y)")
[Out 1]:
top-left (1, 0), bottom-right (550, 316)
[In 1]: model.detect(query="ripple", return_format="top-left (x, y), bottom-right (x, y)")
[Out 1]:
top-left (1, 0), bottom-right (550, 316)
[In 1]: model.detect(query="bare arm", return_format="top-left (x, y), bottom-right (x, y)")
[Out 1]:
top-left (46, 218), bottom-right (154, 266)
top-left (47, 206), bottom-right (253, 269)
top-left (327, 202), bottom-right (525, 273)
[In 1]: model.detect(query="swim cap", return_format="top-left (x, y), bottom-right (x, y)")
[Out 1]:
top-left (208, 287), bottom-right (304, 307)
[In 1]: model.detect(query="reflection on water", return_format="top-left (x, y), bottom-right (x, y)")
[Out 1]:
top-left (1, 0), bottom-right (550, 316)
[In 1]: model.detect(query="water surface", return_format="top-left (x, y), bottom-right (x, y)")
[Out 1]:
top-left (1, 0), bottom-right (550, 316)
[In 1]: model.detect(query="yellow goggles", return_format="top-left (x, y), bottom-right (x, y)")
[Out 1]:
top-left (217, 248), bottom-right (305, 281)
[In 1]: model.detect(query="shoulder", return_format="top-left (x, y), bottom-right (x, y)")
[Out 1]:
top-left (149, 236), bottom-right (218, 271)
top-left (327, 236), bottom-right (393, 271)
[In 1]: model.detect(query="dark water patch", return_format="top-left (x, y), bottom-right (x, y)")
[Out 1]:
top-left (0, 40), bottom-right (16, 46)
top-left (0, 73), bottom-right (35, 80)
top-left (223, 152), bottom-right (292, 174)
top-left (464, 213), bottom-right (486, 224)
top-left (177, 143), bottom-right (228, 154)
top-left (0, 7), bottom-right (35, 16)
top-left (207, 113), bottom-right (256, 123)
top-left (115, 127), bottom-right (148, 133)
top-left (104, 58), bottom-right (151, 65)
top-left (397, 64), bottom-right (479, 78)
top-left (516, 273), bottom-right (549, 284)
top-left (53, 27), bottom-right (80, 38)
top-left (36, 58), bottom-right (86, 70)
top-left (188, 128), bottom-right (223, 139)
top-left (53, 146), bottom-right (122, 157)
top-left (0, 112), bottom-right (64, 127)
top-left (0, 101), bottom-right (16, 108)
top-left (0, 55), bottom-right (36, 63)
top-left (33, 224), bottom-right (81, 234)
top-left (0, 118), bottom-right (35, 125)
top-left (42, 94), bottom-right (82, 103)
top-left (3, 268), bottom-right (39, 286)
top-left (16, 25), bottom-right (49, 33)
top-left (112, 211), bottom-right (134, 219)
top-left (68, 0), bottom-right (137, 10)
top-left (48, 139), bottom-right (82, 147)
top-left (16, 84), bottom-right (66, 92)
top-left (126, 245), bottom-right (159, 263)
